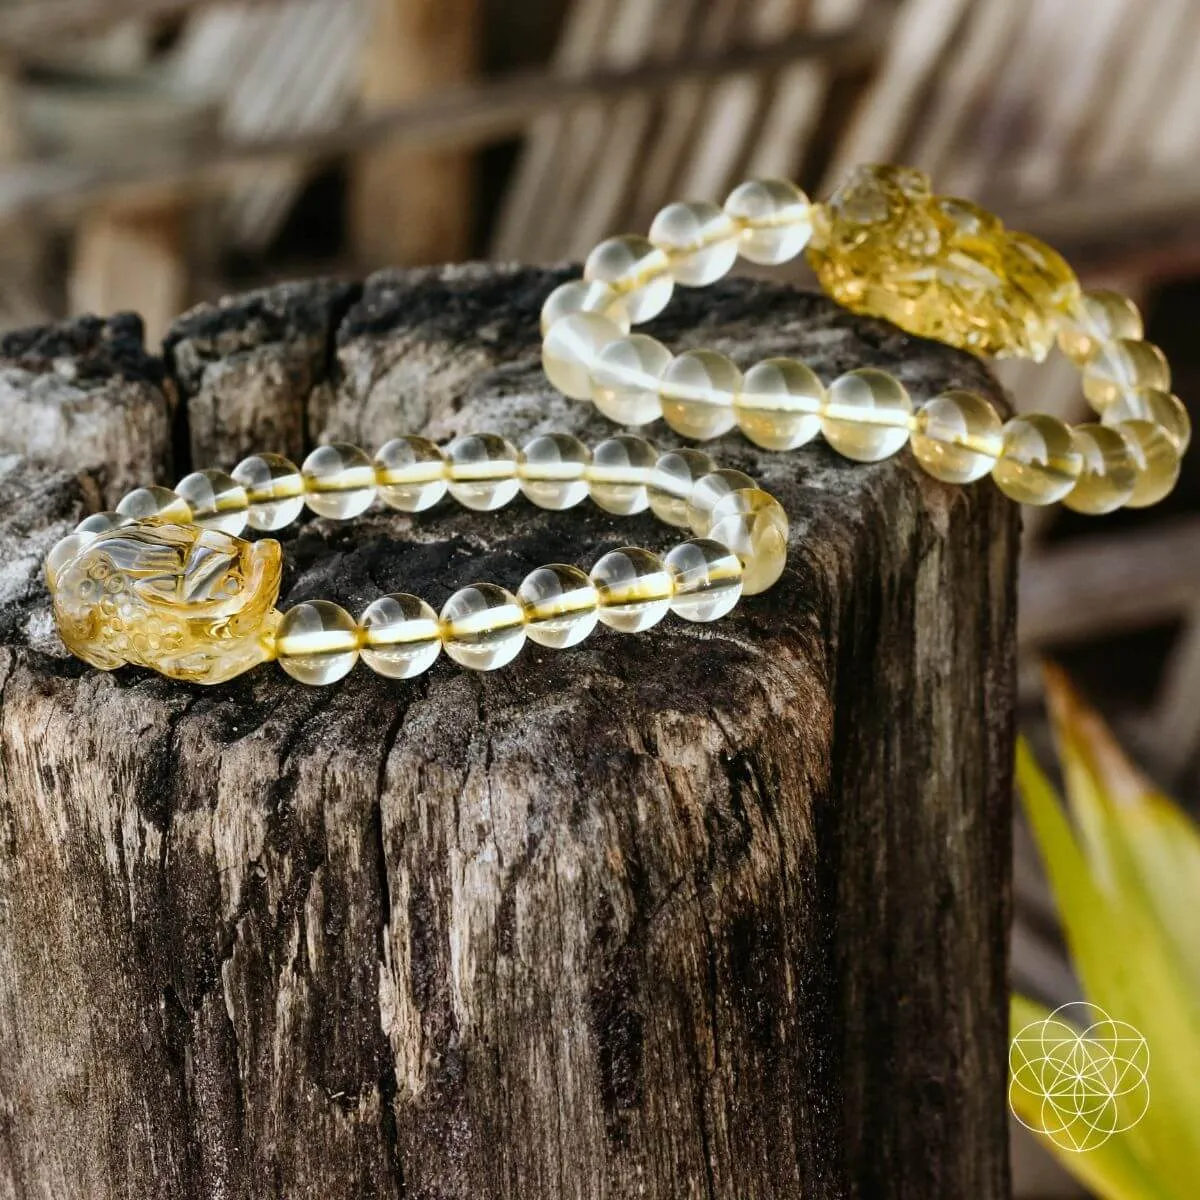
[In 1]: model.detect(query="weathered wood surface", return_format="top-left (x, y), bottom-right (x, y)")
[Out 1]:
top-left (0, 266), bottom-right (1017, 1200)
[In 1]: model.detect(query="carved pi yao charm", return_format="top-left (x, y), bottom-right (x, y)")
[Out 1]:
top-left (49, 522), bottom-right (282, 684)
top-left (806, 164), bottom-right (1080, 361)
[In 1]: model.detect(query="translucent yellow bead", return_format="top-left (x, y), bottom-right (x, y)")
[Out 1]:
top-left (518, 432), bottom-right (591, 510)
top-left (1116, 419), bottom-right (1181, 508)
top-left (686, 468), bottom-right (757, 536)
top-left (1082, 339), bottom-right (1171, 411)
top-left (539, 280), bottom-right (631, 337)
top-left (445, 433), bottom-right (520, 511)
top-left (821, 368), bottom-right (913, 462)
top-left (735, 357), bottom-right (824, 451)
top-left (664, 538), bottom-right (743, 622)
top-left (648, 448), bottom-right (717, 527)
top-left (518, 564), bottom-right (600, 649)
top-left (649, 200), bottom-right (740, 287)
top-left (274, 600), bottom-right (360, 685)
top-left (590, 546), bottom-right (674, 633)
top-left (1057, 290), bottom-right (1143, 367)
top-left (232, 452), bottom-right (305, 531)
top-left (660, 350), bottom-right (740, 441)
top-left (587, 434), bottom-right (658, 515)
top-left (707, 489), bottom-right (789, 596)
top-left (1063, 424), bottom-right (1137, 515)
top-left (301, 442), bottom-right (376, 519)
top-left (359, 593), bottom-right (442, 679)
top-left (440, 582), bottom-right (527, 671)
top-left (542, 311), bottom-right (624, 400)
top-left (1102, 388), bottom-right (1191, 454)
top-left (45, 531), bottom-right (94, 588)
top-left (991, 415), bottom-right (1083, 505)
top-left (590, 334), bottom-right (672, 426)
top-left (116, 485), bottom-right (193, 525)
top-left (722, 179), bottom-right (813, 265)
top-left (373, 435), bottom-right (448, 512)
top-left (75, 511), bottom-right (134, 537)
top-left (910, 390), bottom-right (1004, 484)
top-left (175, 469), bottom-right (249, 535)
top-left (583, 234), bottom-right (673, 324)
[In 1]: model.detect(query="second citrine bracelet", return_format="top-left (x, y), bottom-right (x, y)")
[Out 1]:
top-left (540, 164), bottom-right (1188, 515)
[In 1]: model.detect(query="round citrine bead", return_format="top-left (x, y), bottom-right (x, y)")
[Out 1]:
top-left (660, 350), bottom-right (741, 441)
top-left (232, 452), bottom-right (305, 531)
top-left (1063, 424), bottom-right (1137, 515)
top-left (735, 357), bottom-right (824, 451)
top-left (518, 433), bottom-right (591, 511)
top-left (648, 448), bottom-right (717, 528)
top-left (175, 469), bottom-right (249, 534)
top-left (822, 368), bottom-right (913, 462)
top-left (1082, 338), bottom-right (1170, 411)
top-left (274, 601), bottom-right (361, 685)
top-left (991, 415), bottom-right (1083, 505)
top-left (649, 200), bottom-right (740, 287)
top-left (910, 390), bottom-right (1004, 484)
top-left (1117, 420), bottom-right (1181, 509)
top-left (373, 435), bottom-right (447, 513)
top-left (722, 179), bottom-right (813, 265)
top-left (116, 485), bottom-right (193, 525)
top-left (301, 442), bottom-right (376, 519)
top-left (590, 334), bottom-right (672, 426)
top-left (1102, 388), bottom-right (1190, 454)
top-left (1057, 290), bottom-right (1143, 367)
top-left (665, 538), bottom-right (744, 622)
top-left (590, 547), bottom-right (675, 633)
top-left (439, 583), bottom-right (527, 671)
top-left (583, 234), bottom-right (673, 324)
top-left (587, 434), bottom-right (658, 515)
top-left (542, 311), bottom-right (623, 400)
top-left (444, 433), bottom-right (520, 512)
top-left (518, 564), bottom-right (600, 649)
top-left (359, 593), bottom-right (442, 679)
top-left (539, 279), bottom-right (631, 337)
top-left (707, 488), bottom-right (789, 595)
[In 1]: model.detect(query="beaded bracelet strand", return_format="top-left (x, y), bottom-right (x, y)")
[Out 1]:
top-left (539, 164), bottom-right (1189, 515)
top-left (44, 432), bottom-right (787, 685)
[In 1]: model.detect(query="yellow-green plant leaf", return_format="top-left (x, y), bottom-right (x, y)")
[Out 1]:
top-left (1016, 733), bottom-right (1200, 1190)
top-left (1010, 994), bottom-right (1168, 1200)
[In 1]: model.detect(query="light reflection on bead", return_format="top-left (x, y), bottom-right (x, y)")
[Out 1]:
top-left (1102, 388), bottom-right (1191, 454)
top-left (649, 200), bottom-right (740, 287)
top-left (660, 349), bottom-right (741, 440)
top-left (75, 511), bottom-right (134, 537)
top-left (440, 583), bottom-right (527, 670)
top-left (991, 415), bottom-right (1082, 505)
top-left (518, 433), bottom-right (591, 510)
top-left (591, 334), bottom-right (672, 426)
top-left (822, 368), bottom-right (913, 462)
top-left (274, 600), bottom-right (360, 685)
top-left (518, 564), bottom-right (600, 648)
top-left (647, 448), bottom-right (717, 527)
top-left (1116, 420), bottom-right (1181, 509)
top-left (301, 442), bottom-right (376, 519)
top-left (116, 485), bottom-right (193, 525)
top-left (665, 538), bottom-right (743, 622)
top-left (540, 280), bottom-right (631, 337)
top-left (910, 390), bottom-right (1004, 484)
top-left (1057, 289), bottom-right (1143, 366)
top-left (1063, 424), bottom-right (1137, 515)
top-left (590, 546), bottom-right (674, 633)
top-left (359, 593), bottom-right (442, 678)
top-left (723, 179), bottom-right (813, 265)
top-left (735, 357), bottom-right (824, 451)
top-left (1082, 338), bottom-right (1171, 411)
top-left (445, 433), bottom-right (520, 511)
top-left (587, 434), bottom-right (658, 515)
top-left (374, 436), bottom-right (448, 512)
top-left (232, 452), bottom-right (305, 530)
top-left (707, 489), bottom-right (789, 595)
top-left (583, 234), bottom-right (673, 323)
top-left (175, 469), bottom-right (249, 534)
top-left (542, 311), bottom-right (624, 399)
top-left (687, 468), bottom-right (757, 536)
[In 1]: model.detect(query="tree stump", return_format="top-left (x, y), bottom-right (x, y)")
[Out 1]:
top-left (0, 267), bottom-right (1017, 1200)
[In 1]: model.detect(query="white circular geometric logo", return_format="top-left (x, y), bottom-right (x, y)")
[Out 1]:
top-left (1009, 1002), bottom-right (1150, 1152)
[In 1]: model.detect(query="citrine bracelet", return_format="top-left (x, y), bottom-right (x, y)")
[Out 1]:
top-left (540, 164), bottom-right (1189, 514)
top-left (45, 433), bottom-right (787, 685)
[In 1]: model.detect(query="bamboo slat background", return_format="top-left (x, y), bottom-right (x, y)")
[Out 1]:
top-left (1, 2), bottom-right (1197, 1196)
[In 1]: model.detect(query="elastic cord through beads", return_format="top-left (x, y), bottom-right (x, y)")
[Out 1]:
top-left (45, 432), bottom-right (788, 686)
top-left (539, 168), bottom-right (1189, 515)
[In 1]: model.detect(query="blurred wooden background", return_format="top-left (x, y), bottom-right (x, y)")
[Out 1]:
top-left (4, 2), bottom-right (1199, 1195)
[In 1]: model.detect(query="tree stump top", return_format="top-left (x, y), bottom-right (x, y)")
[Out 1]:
top-left (0, 266), bottom-right (1016, 1200)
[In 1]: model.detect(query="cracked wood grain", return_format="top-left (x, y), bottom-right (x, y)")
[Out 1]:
top-left (0, 265), bottom-right (1017, 1199)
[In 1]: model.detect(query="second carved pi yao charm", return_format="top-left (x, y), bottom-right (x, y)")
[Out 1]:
top-left (806, 164), bottom-right (1080, 361)
top-left (49, 522), bottom-right (282, 684)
